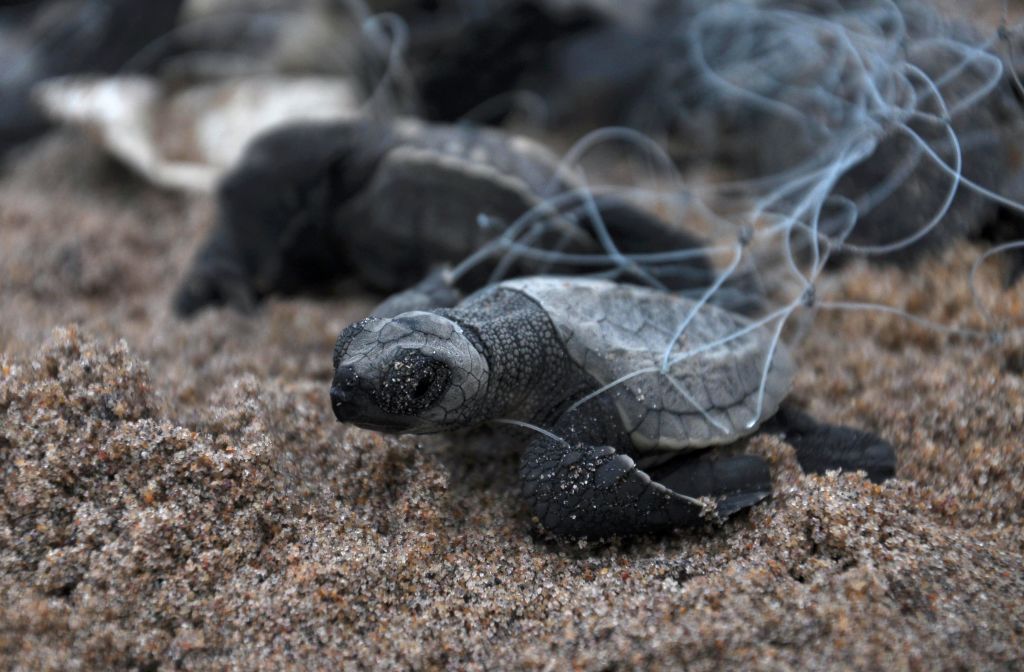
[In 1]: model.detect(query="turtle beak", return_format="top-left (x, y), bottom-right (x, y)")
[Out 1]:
top-left (330, 365), bottom-right (425, 433)
top-left (330, 365), bottom-right (363, 423)
top-left (330, 364), bottom-right (412, 431)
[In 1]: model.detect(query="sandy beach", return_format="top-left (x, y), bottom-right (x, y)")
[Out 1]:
top-left (0, 124), bottom-right (1022, 671)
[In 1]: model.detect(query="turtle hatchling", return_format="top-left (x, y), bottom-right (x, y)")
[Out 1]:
top-left (330, 277), bottom-right (895, 538)
top-left (173, 117), bottom-right (718, 318)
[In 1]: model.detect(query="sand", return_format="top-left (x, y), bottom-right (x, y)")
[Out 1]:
top-left (1, 125), bottom-right (1023, 671)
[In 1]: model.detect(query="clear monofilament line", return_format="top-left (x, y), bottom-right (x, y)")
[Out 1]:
top-left (817, 300), bottom-right (993, 339)
top-left (452, 0), bottom-right (1024, 436)
top-left (664, 376), bottom-right (731, 435)
top-left (836, 65), bottom-right (964, 256)
top-left (564, 366), bottom-right (660, 416)
top-left (750, 309), bottom-right (792, 429)
top-left (491, 418), bottom-right (572, 449)
top-left (660, 242), bottom-right (744, 372)
top-left (360, 12), bottom-right (414, 119)
top-left (668, 302), bottom-right (801, 368)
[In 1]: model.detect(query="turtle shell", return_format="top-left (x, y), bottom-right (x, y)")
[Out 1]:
top-left (502, 277), bottom-right (795, 451)
top-left (340, 121), bottom-right (589, 292)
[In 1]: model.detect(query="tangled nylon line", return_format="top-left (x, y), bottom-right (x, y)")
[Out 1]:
top-left (412, 0), bottom-right (1024, 440)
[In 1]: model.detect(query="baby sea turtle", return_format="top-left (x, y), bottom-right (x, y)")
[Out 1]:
top-left (0, 0), bottom-right (184, 158)
top-left (330, 277), bottom-right (895, 538)
top-left (173, 118), bottom-right (717, 318)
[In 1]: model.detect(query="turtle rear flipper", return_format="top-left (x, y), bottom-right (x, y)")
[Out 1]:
top-left (768, 406), bottom-right (896, 483)
top-left (788, 427), bottom-right (896, 484)
top-left (646, 452), bottom-right (772, 518)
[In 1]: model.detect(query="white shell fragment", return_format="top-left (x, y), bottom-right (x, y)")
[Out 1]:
top-left (34, 75), bottom-right (360, 192)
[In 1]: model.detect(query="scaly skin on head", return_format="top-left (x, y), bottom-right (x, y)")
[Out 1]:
top-left (331, 286), bottom-right (590, 432)
top-left (435, 287), bottom-right (596, 423)
top-left (331, 310), bottom-right (491, 433)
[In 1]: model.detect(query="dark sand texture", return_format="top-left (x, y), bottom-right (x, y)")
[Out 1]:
top-left (1, 127), bottom-right (1023, 670)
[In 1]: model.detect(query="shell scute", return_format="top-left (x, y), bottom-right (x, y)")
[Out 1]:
top-left (504, 277), bottom-right (794, 450)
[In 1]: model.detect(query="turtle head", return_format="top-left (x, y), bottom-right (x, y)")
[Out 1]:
top-left (330, 312), bottom-right (489, 433)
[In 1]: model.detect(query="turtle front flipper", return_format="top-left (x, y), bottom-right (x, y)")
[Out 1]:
top-left (174, 121), bottom-right (386, 317)
top-left (767, 405), bottom-right (896, 484)
top-left (519, 432), bottom-right (772, 538)
top-left (173, 232), bottom-right (256, 317)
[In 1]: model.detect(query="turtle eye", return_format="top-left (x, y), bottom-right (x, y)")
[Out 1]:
top-left (375, 351), bottom-right (451, 415)
top-left (412, 371), bottom-right (435, 399)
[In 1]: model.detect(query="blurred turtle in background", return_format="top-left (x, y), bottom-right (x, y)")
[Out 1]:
top-left (173, 117), bottom-right (726, 318)
top-left (386, 0), bottom-right (1024, 277)
top-left (34, 74), bottom-right (361, 192)
top-left (25, 1), bottom-right (418, 191)
top-left (0, 0), bottom-right (184, 159)
top-left (642, 0), bottom-right (1024, 269)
